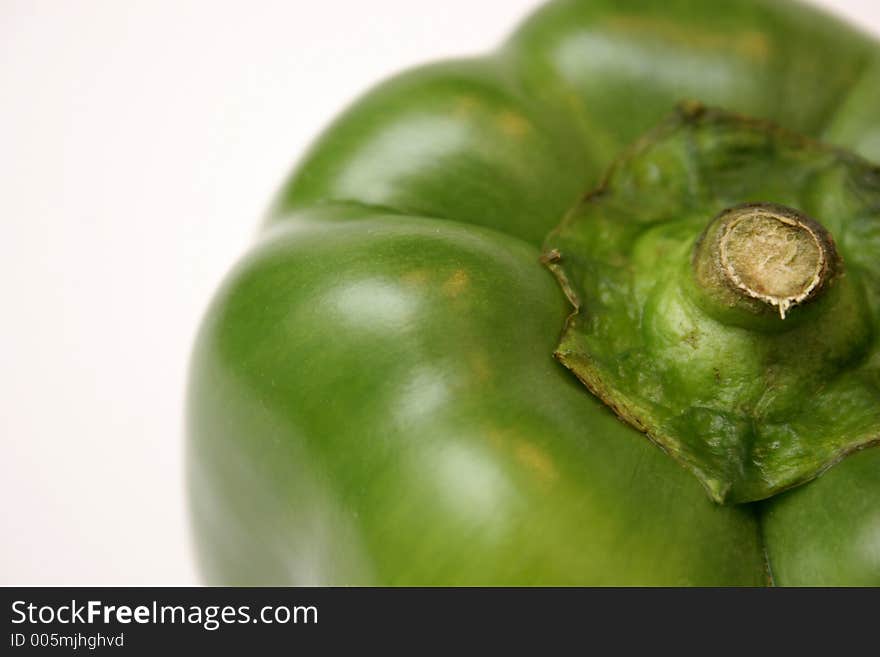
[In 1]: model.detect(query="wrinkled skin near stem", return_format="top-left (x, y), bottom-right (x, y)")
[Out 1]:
top-left (189, 0), bottom-right (880, 586)
top-left (545, 107), bottom-right (879, 505)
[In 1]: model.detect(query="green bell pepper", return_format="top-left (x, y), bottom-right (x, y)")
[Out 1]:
top-left (187, 0), bottom-right (880, 585)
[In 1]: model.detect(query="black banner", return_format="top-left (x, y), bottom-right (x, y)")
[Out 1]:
top-left (1, 587), bottom-right (874, 652)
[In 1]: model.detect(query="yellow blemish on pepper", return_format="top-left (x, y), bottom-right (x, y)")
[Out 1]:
top-left (441, 269), bottom-right (470, 298)
top-left (497, 110), bottom-right (531, 137)
top-left (400, 269), bottom-right (430, 287)
top-left (468, 351), bottom-right (493, 383)
top-left (485, 427), bottom-right (506, 450)
top-left (607, 15), bottom-right (771, 61)
top-left (736, 32), bottom-right (771, 60)
top-left (454, 96), bottom-right (479, 118)
top-left (484, 427), bottom-right (558, 485)
top-left (513, 440), bottom-right (559, 484)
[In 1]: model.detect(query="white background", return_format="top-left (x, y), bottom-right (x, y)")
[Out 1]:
top-left (2, 0), bottom-right (879, 585)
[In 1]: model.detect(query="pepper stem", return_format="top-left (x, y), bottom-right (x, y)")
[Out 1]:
top-left (691, 203), bottom-right (840, 326)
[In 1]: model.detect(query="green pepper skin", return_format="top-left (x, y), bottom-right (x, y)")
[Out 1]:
top-left (189, 212), bottom-right (765, 585)
top-left (189, 0), bottom-right (880, 585)
top-left (270, 60), bottom-right (593, 246)
top-left (762, 448), bottom-right (880, 586)
top-left (504, 0), bottom-right (880, 164)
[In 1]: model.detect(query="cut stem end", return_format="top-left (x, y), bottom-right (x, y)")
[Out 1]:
top-left (692, 203), bottom-right (840, 325)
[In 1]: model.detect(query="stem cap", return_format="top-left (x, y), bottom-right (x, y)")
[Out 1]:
top-left (694, 203), bottom-right (840, 321)
top-left (542, 106), bottom-right (879, 503)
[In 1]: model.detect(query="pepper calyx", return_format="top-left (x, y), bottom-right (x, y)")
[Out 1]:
top-left (543, 106), bottom-right (880, 503)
